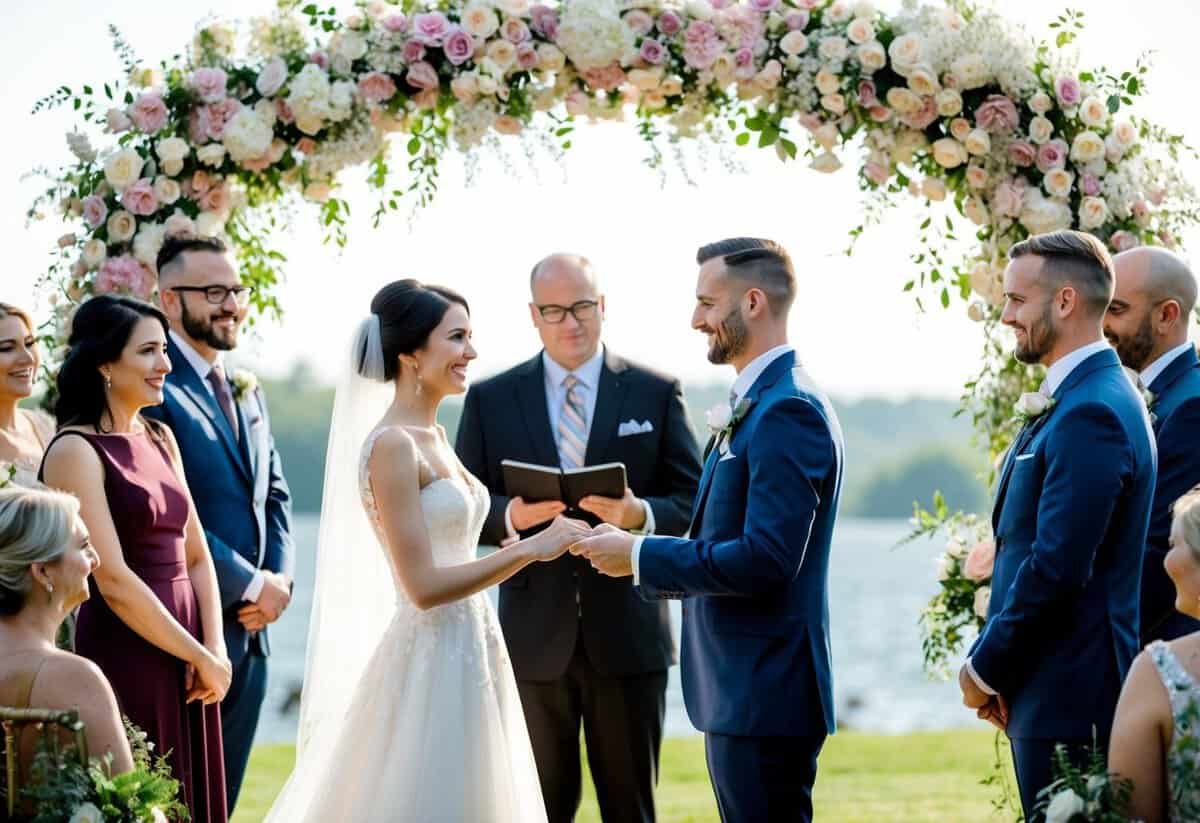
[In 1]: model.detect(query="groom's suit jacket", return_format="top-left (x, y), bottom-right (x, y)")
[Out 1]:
top-left (637, 350), bottom-right (843, 738)
top-left (973, 347), bottom-right (1155, 741)
top-left (456, 348), bottom-right (701, 680)
top-left (144, 337), bottom-right (295, 668)
top-left (1140, 345), bottom-right (1200, 644)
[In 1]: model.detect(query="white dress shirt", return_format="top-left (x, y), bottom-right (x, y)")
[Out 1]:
top-left (503, 347), bottom-right (655, 538)
top-left (631, 345), bottom-right (795, 584)
top-left (1140, 340), bottom-right (1195, 389)
top-left (965, 337), bottom-right (1111, 695)
top-left (170, 331), bottom-right (265, 603)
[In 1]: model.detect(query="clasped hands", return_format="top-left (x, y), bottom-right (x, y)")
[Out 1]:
top-left (958, 663), bottom-right (1010, 731)
top-left (511, 490), bottom-right (643, 577)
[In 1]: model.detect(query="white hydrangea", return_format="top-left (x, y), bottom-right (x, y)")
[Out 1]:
top-left (288, 64), bottom-right (336, 136)
top-left (453, 102), bottom-right (499, 151)
top-left (249, 13), bottom-right (308, 59)
top-left (66, 130), bottom-right (96, 164)
top-left (303, 113), bottom-right (384, 181)
top-left (556, 0), bottom-right (636, 71)
top-left (223, 108), bottom-right (275, 163)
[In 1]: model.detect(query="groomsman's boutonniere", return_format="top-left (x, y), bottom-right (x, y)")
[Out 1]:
top-left (706, 397), bottom-right (754, 456)
top-left (1123, 366), bottom-right (1157, 423)
top-left (231, 368), bottom-right (258, 401)
top-left (1013, 390), bottom-right (1054, 423)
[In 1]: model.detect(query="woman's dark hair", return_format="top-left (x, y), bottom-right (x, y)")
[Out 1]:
top-left (55, 295), bottom-right (169, 432)
top-left (361, 280), bottom-right (470, 381)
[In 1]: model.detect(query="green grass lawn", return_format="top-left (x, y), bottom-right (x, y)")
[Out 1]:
top-left (232, 729), bottom-right (1018, 822)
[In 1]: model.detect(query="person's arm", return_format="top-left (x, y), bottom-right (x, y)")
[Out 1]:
top-left (972, 403), bottom-right (1137, 696)
top-left (41, 436), bottom-right (218, 680)
top-left (37, 655), bottom-right (134, 774)
top-left (1109, 649), bottom-right (1170, 823)
top-left (371, 428), bottom-right (587, 609)
top-left (636, 397), bottom-right (835, 598)
top-left (641, 379), bottom-right (703, 536)
top-left (257, 389), bottom-right (295, 582)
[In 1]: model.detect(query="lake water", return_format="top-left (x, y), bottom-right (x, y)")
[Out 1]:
top-left (254, 515), bottom-right (973, 744)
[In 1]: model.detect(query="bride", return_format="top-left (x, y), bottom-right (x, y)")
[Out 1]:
top-left (265, 280), bottom-right (589, 821)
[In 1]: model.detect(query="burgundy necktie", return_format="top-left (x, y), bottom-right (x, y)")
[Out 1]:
top-left (207, 364), bottom-right (239, 440)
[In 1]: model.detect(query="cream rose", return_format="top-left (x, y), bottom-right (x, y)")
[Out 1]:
top-left (846, 17), bottom-right (874, 45)
top-left (82, 239), bottom-right (108, 269)
top-left (1028, 115), bottom-right (1054, 145)
top-left (195, 210), bottom-right (226, 237)
top-left (809, 151), bottom-right (842, 174)
top-left (906, 65), bottom-right (939, 96)
top-left (885, 86), bottom-right (921, 115)
top-left (1113, 119), bottom-right (1138, 150)
top-left (779, 31), bottom-right (809, 56)
top-left (1078, 95), bottom-right (1109, 129)
top-left (856, 40), bottom-right (886, 72)
top-left (155, 138), bottom-right (190, 177)
top-left (966, 164), bottom-right (989, 189)
top-left (888, 33), bottom-right (922, 73)
top-left (936, 89), bottom-right (962, 117)
top-left (304, 181), bottom-right (332, 202)
top-left (964, 128), bottom-right (991, 156)
top-left (107, 209), bottom-right (137, 243)
top-left (818, 36), bottom-right (848, 63)
top-left (1070, 130), bottom-right (1105, 164)
top-left (462, 4), bottom-right (500, 38)
top-left (197, 144), bottom-right (227, 167)
top-left (628, 68), bottom-right (662, 91)
top-left (949, 53), bottom-right (989, 90)
top-left (921, 177), bottom-right (947, 201)
top-left (973, 586), bottom-right (991, 619)
top-left (949, 117), bottom-right (971, 142)
top-left (965, 197), bottom-right (990, 226)
top-left (821, 93), bottom-right (846, 115)
top-left (1078, 195), bottom-right (1109, 229)
top-left (814, 122), bottom-right (839, 151)
top-left (536, 44), bottom-right (566, 73)
top-left (132, 222), bottom-right (166, 266)
top-left (1028, 90), bottom-right (1053, 114)
top-left (932, 137), bottom-right (967, 168)
top-left (153, 176), bottom-right (181, 205)
top-left (164, 210), bottom-right (197, 238)
top-left (487, 40), bottom-right (517, 72)
top-left (104, 148), bottom-right (144, 191)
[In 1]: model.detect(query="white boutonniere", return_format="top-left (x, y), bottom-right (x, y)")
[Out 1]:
top-left (230, 368), bottom-right (258, 401)
top-left (706, 397), bottom-right (754, 456)
top-left (1013, 391), bottom-right (1054, 423)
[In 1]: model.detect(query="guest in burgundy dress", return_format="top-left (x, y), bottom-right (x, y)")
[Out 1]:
top-left (41, 295), bottom-right (231, 823)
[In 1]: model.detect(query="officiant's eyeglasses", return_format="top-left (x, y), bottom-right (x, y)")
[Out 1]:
top-left (169, 285), bottom-right (256, 307)
top-left (536, 300), bottom-right (599, 324)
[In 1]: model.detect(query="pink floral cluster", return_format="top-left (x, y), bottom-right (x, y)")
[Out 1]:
top-left (93, 254), bottom-right (155, 299)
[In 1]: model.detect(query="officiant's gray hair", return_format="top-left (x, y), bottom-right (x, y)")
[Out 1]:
top-left (697, 238), bottom-right (796, 317)
top-left (1010, 230), bottom-right (1114, 317)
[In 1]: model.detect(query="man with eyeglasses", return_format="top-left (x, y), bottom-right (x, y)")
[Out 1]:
top-left (144, 234), bottom-right (295, 813)
top-left (456, 253), bottom-right (702, 823)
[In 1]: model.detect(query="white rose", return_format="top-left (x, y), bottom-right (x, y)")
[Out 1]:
top-left (153, 176), bottom-right (181, 205)
top-left (846, 18), bottom-right (874, 45)
top-left (964, 128), bottom-right (991, 156)
top-left (1015, 391), bottom-right (1051, 418)
top-left (536, 44), bottom-right (566, 73)
top-left (164, 210), bottom-right (197, 238)
top-left (964, 197), bottom-right (990, 226)
top-left (462, 4), bottom-right (500, 38)
top-left (1078, 95), bottom-right (1109, 129)
top-left (856, 41), bottom-right (886, 72)
top-left (932, 137), bottom-right (967, 168)
top-left (1070, 130), bottom-right (1105, 164)
top-left (885, 86), bottom-right (922, 115)
top-left (705, 403), bottom-right (733, 432)
top-left (969, 262), bottom-right (993, 297)
top-left (921, 177), bottom-right (947, 202)
top-left (826, 1), bottom-right (852, 24)
top-left (256, 58), bottom-right (288, 97)
top-left (1044, 789), bottom-right (1085, 823)
top-left (68, 803), bottom-right (104, 823)
top-left (936, 553), bottom-right (955, 581)
top-left (966, 164), bottom-right (989, 189)
top-left (496, 0), bottom-right (530, 17)
top-left (815, 69), bottom-right (840, 96)
top-left (1020, 193), bottom-right (1072, 235)
top-left (1028, 90), bottom-right (1053, 114)
top-left (907, 65), bottom-right (940, 96)
top-left (105, 107), bottom-right (132, 133)
top-left (809, 151), bottom-right (842, 174)
top-left (814, 122), bottom-right (839, 151)
top-left (82, 239), bottom-right (108, 269)
top-left (949, 53), bottom-right (989, 90)
top-left (333, 31), bottom-right (369, 63)
top-left (950, 117), bottom-right (972, 142)
top-left (1043, 168), bottom-right (1074, 198)
top-left (818, 36), bottom-right (848, 63)
top-left (853, 0), bottom-right (875, 17)
top-left (779, 31), bottom-right (809, 57)
top-left (1028, 115), bottom-right (1054, 145)
top-left (104, 148), bottom-right (144, 191)
top-left (106, 209), bottom-right (137, 243)
top-left (686, 0), bottom-right (714, 21)
top-left (936, 89), bottom-right (962, 117)
top-left (821, 93), bottom-right (846, 115)
top-left (973, 586), bottom-right (991, 618)
top-left (150, 808), bottom-right (169, 823)
top-left (1079, 195), bottom-right (1109, 229)
top-left (197, 144), bottom-right (227, 167)
top-left (223, 108), bottom-right (275, 163)
top-left (887, 33), bottom-right (922, 73)
top-left (133, 222), bottom-right (166, 266)
top-left (155, 137), bottom-right (190, 177)
top-left (195, 210), bottom-right (226, 237)
top-left (1113, 119), bottom-right (1138, 150)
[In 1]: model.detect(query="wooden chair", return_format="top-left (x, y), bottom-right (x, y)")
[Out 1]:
top-left (0, 707), bottom-right (87, 818)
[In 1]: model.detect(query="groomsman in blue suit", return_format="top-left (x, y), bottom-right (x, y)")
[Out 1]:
top-left (573, 238), bottom-right (843, 823)
top-left (146, 235), bottom-right (295, 812)
top-left (960, 230), bottom-right (1157, 817)
top-left (1106, 246), bottom-right (1200, 645)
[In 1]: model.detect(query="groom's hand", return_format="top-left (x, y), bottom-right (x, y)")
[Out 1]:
top-left (570, 524), bottom-right (635, 577)
top-left (578, 487), bottom-right (647, 530)
top-left (958, 663), bottom-right (991, 710)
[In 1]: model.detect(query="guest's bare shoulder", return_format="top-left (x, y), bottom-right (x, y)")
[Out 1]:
top-left (30, 651), bottom-right (120, 715)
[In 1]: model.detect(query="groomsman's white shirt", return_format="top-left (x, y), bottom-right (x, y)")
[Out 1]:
top-left (1140, 340), bottom-right (1195, 388)
top-left (630, 344), bottom-right (795, 585)
top-left (169, 330), bottom-right (265, 604)
top-left (965, 338), bottom-right (1112, 695)
top-left (502, 347), bottom-right (655, 539)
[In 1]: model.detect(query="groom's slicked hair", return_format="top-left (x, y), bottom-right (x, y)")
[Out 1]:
top-left (156, 235), bottom-right (227, 280)
top-left (696, 238), bottom-right (796, 317)
top-left (1009, 230), bottom-right (1114, 317)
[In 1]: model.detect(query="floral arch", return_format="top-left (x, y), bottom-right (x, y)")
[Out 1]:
top-left (28, 0), bottom-right (1198, 673)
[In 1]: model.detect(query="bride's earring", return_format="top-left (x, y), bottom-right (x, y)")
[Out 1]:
top-left (102, 371), bottom-right (112, 390)
top-left (43, 581), bottom-right (54, 602)
top-left (413, 363), bottom-right (423, 396)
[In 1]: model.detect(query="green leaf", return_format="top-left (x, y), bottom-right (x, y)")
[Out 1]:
top-left (920, 217), bottom-right (932, 229)
top-left (1107, 94), bottom-right (1121, 114)
top-left (940, 287), bottom-right (951, 308)
top-left (735, 132), bottom-right (750, 146)
top-left (82, 85), bottom-right (93, 95)
top-left (780, 138), bottom-right (797, 159)
top-left (1080, 71), bottom-right (1094, 82)
top-left (407, 137), bottom-right (421, 156)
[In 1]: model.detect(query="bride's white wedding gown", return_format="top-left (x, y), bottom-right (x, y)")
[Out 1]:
top-left (264, 426), bottom-right (547, 822)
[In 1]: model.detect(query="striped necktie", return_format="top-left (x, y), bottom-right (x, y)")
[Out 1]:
top-left (557, 374), bottom-right (588, 469)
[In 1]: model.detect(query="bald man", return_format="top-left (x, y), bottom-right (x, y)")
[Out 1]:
top-left (1106, 246), bottom-right (1200, 644)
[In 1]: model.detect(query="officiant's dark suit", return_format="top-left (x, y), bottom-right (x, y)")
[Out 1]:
top-left (455, 254), bottom-right (701, 823)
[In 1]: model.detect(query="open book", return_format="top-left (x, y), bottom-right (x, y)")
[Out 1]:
top-left (501, 459), bottom-right (627, 509)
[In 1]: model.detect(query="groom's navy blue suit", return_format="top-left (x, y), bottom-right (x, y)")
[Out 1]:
top-left (637, 350), bottom-right (842, 823)
top-left (145, 336), bottom-right (294, 811)
top-left (971, 346), bottom-right (1155, 816)
top-left (1140, 345), bottom-right (1200, 644)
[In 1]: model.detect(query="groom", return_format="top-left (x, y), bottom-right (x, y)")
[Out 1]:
top-left (960, 230), bottom-right (1156, 817)
top-left (573, 238), bottom-right (843, 823)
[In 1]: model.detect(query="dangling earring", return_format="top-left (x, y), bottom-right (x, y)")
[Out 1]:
top-left (102, 372), bottom-right (112, 390)
top-left (44, 581), bottom-right (54, 602)
top-left (414, 364), bottom-right (423, 396)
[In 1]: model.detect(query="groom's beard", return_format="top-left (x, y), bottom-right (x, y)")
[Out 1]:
top-left (1013, 302), bottom-right (1059, 365)
top-left (181, 300), bottom-right (239, 351)
top-left (706, 307), bottom-right (749, 365)
top-left (1106, 312), bottom-right (1156, 371)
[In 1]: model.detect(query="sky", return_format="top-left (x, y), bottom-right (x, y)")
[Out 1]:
top-left (3, 1), bottom-right (1199, 399)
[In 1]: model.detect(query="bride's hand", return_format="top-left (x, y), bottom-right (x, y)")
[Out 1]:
top-left (526, 516), bottom-right (591, 562)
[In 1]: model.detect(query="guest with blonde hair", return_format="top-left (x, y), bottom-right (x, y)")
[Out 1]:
top-left (0, 303), bottom-right (54, 487)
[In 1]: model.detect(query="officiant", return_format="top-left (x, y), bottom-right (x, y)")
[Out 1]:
top-left (456, 253), bottom-right (701, 823)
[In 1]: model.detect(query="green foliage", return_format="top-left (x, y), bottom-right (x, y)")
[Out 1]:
top-left (1032, 743), bottom-right (1135, 822)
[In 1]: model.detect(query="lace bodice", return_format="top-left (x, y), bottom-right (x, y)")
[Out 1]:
top-left (1148, 640), bottom-right (1200, 822)
top-left (357, 426), bottom-right (490, 577)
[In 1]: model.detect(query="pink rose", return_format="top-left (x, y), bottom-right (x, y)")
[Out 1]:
top-left (582, 63), bottom-right (627, 91)
top-left (309, 50), bottom-right (330, 69)
top-left (716, 5), bottom-right (764, 49)
top-left (1110, 230), bottom-right (1139, 252)
top-left (441, 27), bottom-right (475, 65)
top-left (516, 43), bottom-right (540, 70)
top-left (200, 182), bottom-right (230, 217)
top-left (188, 106), bottom-right (213, 144)
top-left (784, 10), bottom-right (810, 30)
top-left (623, 10), bottom-right (654, 36)
top-left (974, 94), bottom-right (1019, 134)
top-left (275, 97), bottom-right (295, 125)
top-left (1148, 188), bottom-right (1167, 207)
top-left (868, 105), bottom-right (892, 123)
top-left (1081, 174), bottom-right (1101, 197)
top-left (209, 99), bottom-right (242, 140)
top-left (406, 61), bottom-right (439, 90)
top-left (1055, 75), bottom-right (1081, 107)
top-left (1132, 199), bottom-right (1151, 222)
top-left (412, 11), bottom-right (451, 45)
top-left (798, 112), bottom-right (822, 131)
top-left (1007, 140), bottom-right (1035, 167)
top-left (120, 178), bottom-right (158, 216)
top-left (358, 71), bottom-right (399, 103)
top-left (494, 115), bottom-right (523, 135)
top-left (683, 21), bottom-right (724, 70)
top-left (256, 58), bottom-right (288, 97)
top-left (502, 18), bottom-right (532, 43)
top-left (992, 181), bottom-right (1023, 218)
top-left (898, 96), bottom-right (938, 130)
top-left (297, 137), bottom-right (317, 154)
top-left (857, 79), bottom-right (878, 107)
top-left (864, 160), bottom-right (889, 186)
top-left (962, 539), bottom-right (995, 582)
top-left (403, 40), bottom-right (427, 63)
top-left (640, 38), bottom-right (667, 65)
top-left (189, 170), bottom-right (212, 197)
top-left (190, 68), bottom-right (228, 103)
top-left (1036, 139), bottom-right (1068, 173)
top-left (750, 0), bottom-right (779, 11)
top-left (565, 88), bottom-right (589, 116)
top-left (131, 92), bottom-right (168, 134)
top-left (530, 5), bottom-right (559, 38)
top-left (382, 13), bottom-right (408, 33)
top-left (657, 10), bottom-right (683, 35)
top-left (95, 255), bottom-right (154, 299)
top-left (82, 195), bottom-right (108, 229)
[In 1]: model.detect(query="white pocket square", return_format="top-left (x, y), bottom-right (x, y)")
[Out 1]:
top-left (1015, 453), bottom-right (1036, 462)
top-left (618, 419), bottom-right (654, 437)
top-left (718, 452), bottom-right (738, 462)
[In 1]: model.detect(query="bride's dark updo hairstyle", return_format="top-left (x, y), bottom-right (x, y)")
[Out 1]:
top-left (358, 279), bottom-right (470, 381)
